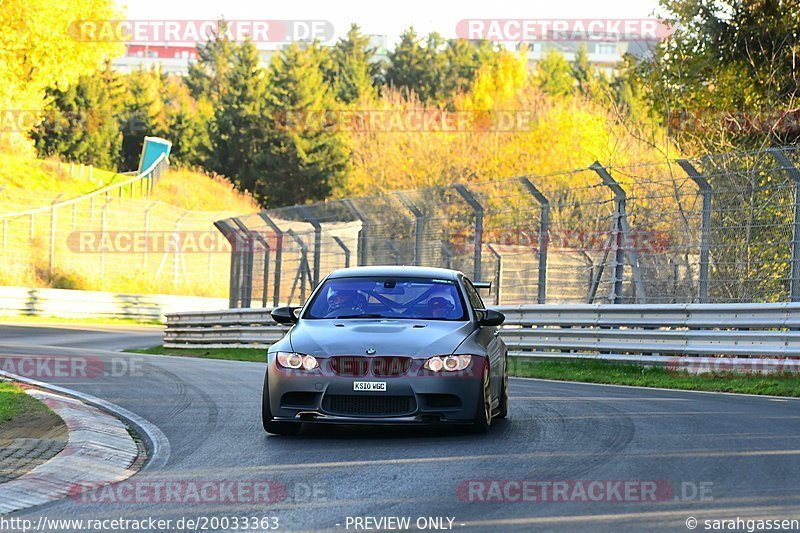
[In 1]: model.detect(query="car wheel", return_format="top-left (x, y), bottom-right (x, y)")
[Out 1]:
top-left (495, 354), bottom-right (509, 419)
top-left (262, 371), bottom-right (301, 436)
top-left (471, 362), bottom-right (492, 433)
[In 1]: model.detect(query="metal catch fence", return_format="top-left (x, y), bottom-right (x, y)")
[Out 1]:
top-left (217, 146), bottom-right (800, 307)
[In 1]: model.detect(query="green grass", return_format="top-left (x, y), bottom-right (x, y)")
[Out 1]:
top-left (0, 315), bottom-right (162, 326)
top-left (130, 346), bottom-right (266, 362)
top-left (0, 381), bottom-right (49, 423)
top-left (0, 153), bottom-right (120, 195)
top-left (509, 359), bottom-right (800, 397)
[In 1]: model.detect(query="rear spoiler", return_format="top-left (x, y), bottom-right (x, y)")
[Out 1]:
top-left (472, 281), bottom-right (492, 291)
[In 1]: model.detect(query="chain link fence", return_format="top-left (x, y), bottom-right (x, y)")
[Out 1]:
top-left (218, 146), bottom-right (800, 308)
top-left (0, 155), bottom-right (242, 296)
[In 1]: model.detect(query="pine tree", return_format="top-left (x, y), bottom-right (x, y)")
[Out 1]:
top-left (258, 42), bottom-right (349, 206)
top-left (326, 24), bottom-right (381, 104)
top-left (31, 61), bottom-right (122, 170)
top-left (118, 68), bottom-right (166, 170)
top-left (186, 20), bottom-right (237, 106)
top-left (206, 40), bottom-right (268, 194)
top-left (385, 28), bottom-right (430, 100)
top-left (162, 77), bottom-right (211, 167)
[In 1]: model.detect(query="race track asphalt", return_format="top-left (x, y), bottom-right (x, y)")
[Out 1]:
top-left (1, 323), bottom-right (798, 532)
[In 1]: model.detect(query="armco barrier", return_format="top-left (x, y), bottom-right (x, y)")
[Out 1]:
top-left (0, 286), bottom-right (227, 321)
top-left (163, 303), bottom-right (800, 363)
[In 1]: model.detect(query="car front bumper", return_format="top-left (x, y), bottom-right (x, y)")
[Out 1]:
top-left (267, 355), bottom-right (486, 424)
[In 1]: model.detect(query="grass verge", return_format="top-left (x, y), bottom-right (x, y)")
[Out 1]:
top-left (130, 346), bottom-right (265, 362)
top-left (509, 359), bottom-right (800, 397)
top-left (0, 381), bottom-right (49, 424)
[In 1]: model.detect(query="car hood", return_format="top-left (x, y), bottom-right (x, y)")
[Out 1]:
top-left (289, 319), bottom-right (474, 357)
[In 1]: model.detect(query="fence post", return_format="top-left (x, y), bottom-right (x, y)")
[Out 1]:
top-left (49, 202), bottom-right (57, 280)
top-left (286, 229), bottom-right (313, 304)
top-left (486, 243), bottom-right (502, 305)
top-left (677, 159), bottom-right (712, 303)
top-left (142, 203), bottom-right (156, 269)
top-left (343, 199), bottom-right (369, 266)
top-left (213, 220), bottom-right (242, 308)
top-left (332, 236), bottom-right (351, 268)
top-left (298, 206), bottom-right (322, 287)
top-left (231, 218), bottom-right (254, 307)
top-left (519, 177), bottom-right (550, 304)
top-left (579, 250), bottom-right (594, 295)
top-left (441, 242), bottom-right (453, 269)
top-left (254, 229), bottom-right (271, 309)
top-left (243, 227), bottom-right (270, 309)
top-left (262, 244), bottom-right (270, 308)
top-left (258, 213), bottom-right (284, 306)
top-left (766, 148), bottom-right (800, 302)
top-left (454, 184), bottom-right (483, 281)
top-left (590, 162), bottom-right (647, 304)
top-left (47, 193), bottom-right (64, 280)
top-left (100, 199), bottom-right (114, 282)
top-left (398, 193), bottom-right (425, 266)
top-left (161, 211), bottom-right (189, 290)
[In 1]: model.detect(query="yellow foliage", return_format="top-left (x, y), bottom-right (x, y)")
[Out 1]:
top-left (341, 73), bottom-right (674, 197)
top-left (458, 50), bottom-right (528, 113)
top-left (0, 0), bottom-right (123, 150)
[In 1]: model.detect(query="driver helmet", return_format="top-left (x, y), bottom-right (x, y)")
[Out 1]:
top-left (328, 289), bottom-right (359, 311)
top-left (427, 296), bottom-right (455, 317)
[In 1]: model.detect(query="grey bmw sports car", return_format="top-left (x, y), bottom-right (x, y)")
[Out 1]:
top-left (262, 266), bottom-right (508, 435)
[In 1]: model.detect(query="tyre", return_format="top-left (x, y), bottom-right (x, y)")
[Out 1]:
top-left (495, 353), bottom-right (509, 419)
top-left (471, 362), bottom-right (492, 433)
top-left (262, 371), bottom-right (301, 436)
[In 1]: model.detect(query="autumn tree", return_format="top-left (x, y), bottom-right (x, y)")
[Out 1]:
top-left (0, 0), bottom-right (122, 151)
top-left (639, 0), bottom-right (800, 151)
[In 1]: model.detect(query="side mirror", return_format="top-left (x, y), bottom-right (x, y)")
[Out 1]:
top-left (477, 309), bottom-right (505, 327)
top-left (271, 306), bottom-right (299, 324)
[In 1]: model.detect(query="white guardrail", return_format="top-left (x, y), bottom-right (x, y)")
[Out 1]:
top-left (0, 286), bottom-right (227, 321)
top-left (164, 303), bottom-right (800, 369)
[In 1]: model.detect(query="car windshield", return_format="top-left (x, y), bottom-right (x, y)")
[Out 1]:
top-left (304, 277), bottom-right (468, 321)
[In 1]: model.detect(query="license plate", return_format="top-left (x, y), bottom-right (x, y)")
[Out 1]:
top-left (353, 381), bottom-right (387, 391)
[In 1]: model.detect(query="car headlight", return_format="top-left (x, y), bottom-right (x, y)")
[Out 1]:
top-left (276, 352), bottom-right (319, 370)
top-left (424, 355), bottom-right (472, 372)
